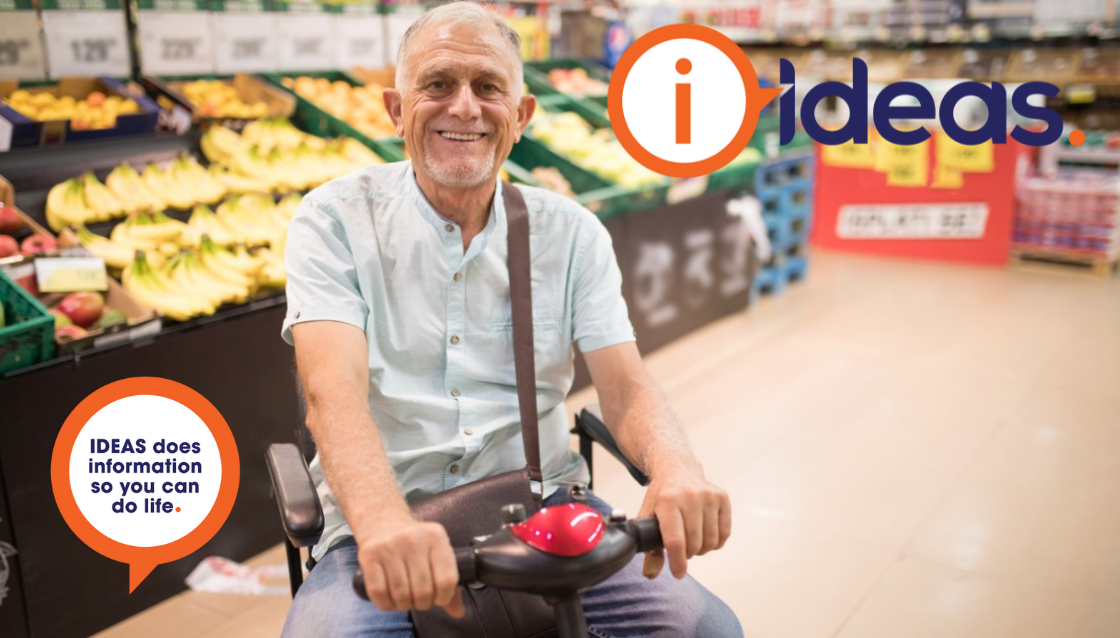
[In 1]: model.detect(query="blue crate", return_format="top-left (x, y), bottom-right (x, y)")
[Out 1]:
top-left (752, 254), bottom-right (809, 298)
top-left (754, 152), bottom-right (815, 200)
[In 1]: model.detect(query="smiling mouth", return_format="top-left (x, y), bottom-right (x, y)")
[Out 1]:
top-left (438, 131), bottom-right (486, 141)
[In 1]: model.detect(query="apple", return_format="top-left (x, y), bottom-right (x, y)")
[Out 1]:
top-left (20, 233), bottom-right (58, 256)
top-left (49, 308), bottom-right (73, 327)
top-left (0, 234), bottom-right (18, 258)
top-left (0, 204), bottom-right (22, 234)
top-left (55, 324), bottom-right (88, 340)
top-left (58, 291), bottom-right (104, 328)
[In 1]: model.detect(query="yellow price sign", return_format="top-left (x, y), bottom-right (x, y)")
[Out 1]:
top-left (821, 140), bottom-right (876, 168)
top-left (877, 138), bottom-right (929, 187)
top-left (35, 257), bottom-right (109, 294)
top-left (936, 132), bottom-right (994, 173)
top-left (931, 164), bottom-right (964, 189)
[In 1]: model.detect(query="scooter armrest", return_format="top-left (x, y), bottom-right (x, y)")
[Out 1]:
top-left (266, 443), bottom-right (324, 548)
top-left (574, 405), bottom-right (651, 486)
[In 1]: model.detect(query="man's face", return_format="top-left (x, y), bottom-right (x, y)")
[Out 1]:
top-left (386, 22), bottom-right (534, 189)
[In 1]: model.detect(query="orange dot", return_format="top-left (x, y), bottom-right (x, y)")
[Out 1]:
top-left (1069, 130), bottom-right (1085, 146)
top-left (175, 507), bottom-right (181, 512)
top-left (676, 58), bottom-right (692, 75)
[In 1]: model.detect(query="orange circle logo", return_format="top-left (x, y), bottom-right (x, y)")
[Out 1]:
top-left (609, 24), bottom-right (782, 178)
top-left (50, 377), bottom-right (240, 592)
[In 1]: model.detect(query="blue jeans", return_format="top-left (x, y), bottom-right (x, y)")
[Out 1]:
top-left (282, 490), bottom-right (744, 637)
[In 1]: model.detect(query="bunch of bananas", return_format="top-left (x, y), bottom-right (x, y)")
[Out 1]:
top-left (202, 119), bottom-right (383, 194)
top-left (45, 158), bottom-right (228, 231)
top-left (122, 236), bottom-right (284, 322)
top-left (189, 193), bottom-right (299, 247)
top-left (180, 80), bottom-right (270, 119)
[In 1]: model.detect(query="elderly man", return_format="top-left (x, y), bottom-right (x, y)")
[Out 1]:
top-left (280, 2), bottom-right (741, 636)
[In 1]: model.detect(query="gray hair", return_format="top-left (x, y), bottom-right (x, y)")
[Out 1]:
top-left (395, 1), bottom-right (524, 92)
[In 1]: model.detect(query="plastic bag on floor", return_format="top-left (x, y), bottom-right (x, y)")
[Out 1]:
top-left (185, 556), bottom-right (289, 596)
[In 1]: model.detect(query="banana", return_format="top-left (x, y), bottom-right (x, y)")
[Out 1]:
top-left (256, 246), bottom-right (287, 288)
top-left (46, 179), bottom-right (92, 230)
top-left (123, 211), bottom-right (188, 243)
top-left (80, 173), bottom-right (126, 222)
top-left (75, 225), bottom-right (133, 270)
top-left (198, 236), bottom-right (258, 291)
top-left (142, 164), bottom-right (195, 210)
top-left (210, 164), bottom-right (273, 195)
top-left (339, 137), bottom-right (384, 167)
top-left (123, 252), bottom-right (214, 321)
top-left (200, 125), bottom-right (248, 165)
top-left (107, 163), bottom-right (164, 213)
top-left (184, 249), bottom-right (251, 304)
top-left (173, 155), bottom-right (227, 205)
top-left (188, 205), bottom-right (239, 245)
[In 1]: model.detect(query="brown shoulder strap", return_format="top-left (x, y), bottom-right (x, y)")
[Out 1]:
top-left (501, 181), bottom-right (543, 485)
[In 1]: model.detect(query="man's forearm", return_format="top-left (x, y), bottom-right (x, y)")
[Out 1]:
top-left (601, 374), bottom-right (702, 479)
top-left (304, 386), bottom-right (411, 541)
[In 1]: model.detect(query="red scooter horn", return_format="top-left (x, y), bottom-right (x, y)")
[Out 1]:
top-left (510, 502), bottom-right (606, 557)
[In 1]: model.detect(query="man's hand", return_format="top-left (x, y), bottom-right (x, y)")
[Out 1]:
top-left (355, 511), bottom-right (465, 618)
top-left (637, 465), bottom-right (731, 580)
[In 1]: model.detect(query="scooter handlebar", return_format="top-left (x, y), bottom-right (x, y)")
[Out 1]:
top-left (353, 547), bottom-right (477, 601)
top-left (628, 517), bottom-right (663, 554)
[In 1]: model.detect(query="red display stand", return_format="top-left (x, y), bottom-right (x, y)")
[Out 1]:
top-left (811, 137), bottom-right (1033, 266)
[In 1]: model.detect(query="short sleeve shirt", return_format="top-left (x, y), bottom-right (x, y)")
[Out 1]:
top-left (282, 162), bottom-right (635, 558)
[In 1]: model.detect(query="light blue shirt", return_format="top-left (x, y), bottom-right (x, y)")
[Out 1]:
top-left (281, 161), bottom-right (635, 558)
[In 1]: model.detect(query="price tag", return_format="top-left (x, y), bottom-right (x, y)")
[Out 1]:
top-left (35, 257), bottom-right (109, 293)
top-left (836, 203), bottom-right (989, 239)
top-left (137, 11), bottom-right (214, 75)
top-left (40, 5), bottom-right (131, 78)
top-left (276, 10), bottom-right (334, 71)
top-left (213, 11), bottom-right (278, 73)
top-left (0, 7), bottom-right (48, 81)
top-left (332, 14), bottom-right (387, 70)
top-left (0, 116), bottom-right (12, 152)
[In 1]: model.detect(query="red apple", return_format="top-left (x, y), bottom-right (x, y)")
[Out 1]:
top-left (55, 324), bottom-right (88, 340)
top-left (0, 204), bottom-right (21, 234)
top-left (58, 291), bottom-right (104, 328)
top-left (20, 233), bottom-right (58, 256)
top-left (0, 234), bottom-right (17, 258)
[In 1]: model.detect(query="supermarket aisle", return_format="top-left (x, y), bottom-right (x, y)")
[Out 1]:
top-left (95, 249), bottom-right (1120, 638)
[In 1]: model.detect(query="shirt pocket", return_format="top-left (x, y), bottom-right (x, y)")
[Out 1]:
top-left (479, 312), bottom-right (567, 384)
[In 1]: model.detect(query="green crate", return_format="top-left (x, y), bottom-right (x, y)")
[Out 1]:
top-left (260, 72), bottom-right (404, 163)
top-left (260, 71), bottom-right (394, 141)
top-left (524, 58), bottom-right (612, 102)
top-left (0, 270), bottom-right (54, 375)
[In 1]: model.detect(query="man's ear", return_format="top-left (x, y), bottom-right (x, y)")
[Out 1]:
top-left (514, 93), bottom-right (536, 143)
top-left (384, 87), bottom-right (405, 137)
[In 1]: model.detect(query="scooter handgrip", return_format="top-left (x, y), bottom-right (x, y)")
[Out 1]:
top-left (456, 546), bottom-right (477, 585)
top-left (353, 569), bottom-right (369, 600)
top-left (629, 517), bottom-right (663, 553)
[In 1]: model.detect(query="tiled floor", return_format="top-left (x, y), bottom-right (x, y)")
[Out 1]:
top-left (95, 249), bottom-right (1120, 637)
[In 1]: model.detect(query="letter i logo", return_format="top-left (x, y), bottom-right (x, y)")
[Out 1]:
top-left (676, 58), bottom-right (692, 144)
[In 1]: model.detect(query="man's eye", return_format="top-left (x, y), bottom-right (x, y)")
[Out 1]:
top-left (428, 81), bottom-right (446, 90)
top-left (481, 83), bottom-right (499, 92)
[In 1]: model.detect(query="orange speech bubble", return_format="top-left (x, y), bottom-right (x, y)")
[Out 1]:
top-left (50, 377), bottom-right (240, 592)
top-left (608, 24), bottom-right (783, 178)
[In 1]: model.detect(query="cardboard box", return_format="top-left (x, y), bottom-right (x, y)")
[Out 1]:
top-left (142, 73), bottom-right (296, 133)
top-left (1007, 48), bottom-right (1082, 85)
top-left (44, 276), bottom-right (161, 355)
top-left (0, 77), bottom-right (160, 148)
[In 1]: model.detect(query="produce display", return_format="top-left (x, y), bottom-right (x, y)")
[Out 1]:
top-left (0, 202), bottom-right (56, 259)
top-left (547, 68), bottom-right (608, 97)
top-left (122, 235), bottom-right (285, 322)
top-left (47, 291), bottom-right (128, 341)
top-left (281, 76), bottom-right (397, 140)
top-left (530, 167), bottom-right (576, 199)
top-left (530, 111), bottom-right (663, 189)
top-left (3, 90), bottom-right (140, 129)
top-left (180, 80), bottom-right (270, 119)
top-left (44, 119), bottom-right (381, 231)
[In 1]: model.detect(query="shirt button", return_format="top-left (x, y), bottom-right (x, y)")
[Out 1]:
top-left (464, 428), bottom-right (474, 436)
top-left (445, 224), bottom-right (454, 233)
top-left (292, 311), bottom-right (301, 319)
top-left (450, 335), bottom-right (460, 345)
top-left (453, 272), bottom-right (462, 282)
top-left (451, 389), bottom-right (461, 397)
top-left (449, 464), bottom-right (460, 474)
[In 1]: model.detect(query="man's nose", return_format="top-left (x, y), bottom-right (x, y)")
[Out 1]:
top-left (447, 83), bottom-right (482, 120)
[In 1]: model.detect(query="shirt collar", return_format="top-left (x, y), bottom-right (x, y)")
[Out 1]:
top-left (405, 163), bottom-right (506, 259)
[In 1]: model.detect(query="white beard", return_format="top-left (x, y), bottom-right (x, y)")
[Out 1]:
top-left (423, 151), bottom-right (496, 188)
